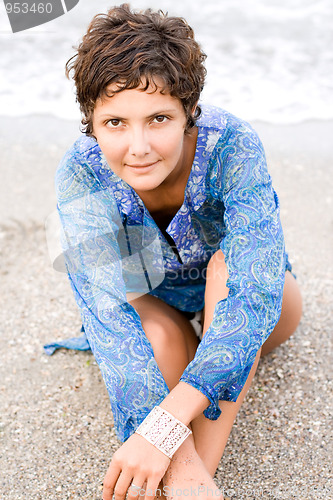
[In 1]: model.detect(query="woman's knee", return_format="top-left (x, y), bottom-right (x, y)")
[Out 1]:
top-left (142, 316), bottom-right (186, 351)
top-left (141, 315), bottom-right (190, 390)
top-left (206, 249), bottom-right (228, 282)
top-left (129, 294), bottom-right (198, 363)
top-left (261, 271), bottom-right (302, 357)
top-left (203, 250), bottom-right (229, 333)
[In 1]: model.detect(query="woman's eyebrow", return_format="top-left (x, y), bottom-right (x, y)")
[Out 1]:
top-left (97, 108), bottom-right (177, 120)
top-left (97, 113), bottom-right (124, 119)
top-left (146, 108), bottom-right (177, 117)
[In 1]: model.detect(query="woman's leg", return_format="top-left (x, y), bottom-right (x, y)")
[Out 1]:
top-left (188, 251), bottom-right (302, 477)
top-left (128, 255), bottom-right (258, 497)
top-left (128, 250), bottom-right (302, 491)
top-left (128, 294), bottom-right (224, 498)
top-left (128, 293), bottom-right (199, 391)
top-left (183, 250), bottom-right (261, 477)
top-left (261, 270), bottom-right (302, 356)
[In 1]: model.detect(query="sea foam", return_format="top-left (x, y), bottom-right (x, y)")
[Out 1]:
top-left (0, 0), bottom-right (332, 124)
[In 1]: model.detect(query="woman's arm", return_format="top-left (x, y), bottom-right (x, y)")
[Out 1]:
top-left (158, 381), bottom-right (209, 424)
top-left (56, 141), bottom-right (171, 443)
top-left (180, 116), bottom-right (286, 419)
top-left (57, 141), bottom-right (214, 500)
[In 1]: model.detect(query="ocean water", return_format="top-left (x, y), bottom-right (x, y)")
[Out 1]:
top-left (0, 0), bottom-right (332, 124)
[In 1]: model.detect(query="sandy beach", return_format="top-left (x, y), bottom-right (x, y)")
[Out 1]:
top-left (0, 115), bottom-right (332, 499)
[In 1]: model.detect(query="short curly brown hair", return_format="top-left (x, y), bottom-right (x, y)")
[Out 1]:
top-left (65, 3), bottom-right (207, 137)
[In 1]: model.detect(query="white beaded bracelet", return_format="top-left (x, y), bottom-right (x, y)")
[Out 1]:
top-left (135, 405), bottom-right (192, 459)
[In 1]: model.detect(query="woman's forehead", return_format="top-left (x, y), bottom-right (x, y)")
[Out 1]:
top-left (104, 75), bottom-right (169, 96)
top-left (94, 82), bottom-right (182, 115)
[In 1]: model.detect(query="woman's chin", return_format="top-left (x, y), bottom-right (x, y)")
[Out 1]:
top-left (126, 177), bottom-right (163, 193)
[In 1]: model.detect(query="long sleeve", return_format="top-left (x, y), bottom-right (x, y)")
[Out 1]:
top-left (180, 118), bottom-right (286, 420)
top-left (55, 144), bottom-right (170, 442)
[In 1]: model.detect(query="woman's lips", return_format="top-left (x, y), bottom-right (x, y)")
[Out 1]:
top-left (126, 160), bottom-right (159, 172)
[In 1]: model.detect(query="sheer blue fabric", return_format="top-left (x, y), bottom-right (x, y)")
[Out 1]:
top-left (44, 105), bottom-right (291, 442)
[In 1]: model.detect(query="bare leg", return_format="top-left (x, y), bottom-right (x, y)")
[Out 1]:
top-left (185, 252), bottom-right (302, 477)
top-left (128, 295), bottom-right (221, 499)
top-left (129, 252), bottom-right (257, 498)
top-left (129, 251), bottom-right (302, 494)
top-left (128, 294), bottom-right (199, 391)
top-left (162, 249), bottom-right (261, 492)
top-left (261, 269), bottom-right (302, 356)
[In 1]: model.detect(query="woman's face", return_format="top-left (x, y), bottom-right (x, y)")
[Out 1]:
top-left (92, 80), bottom-right (189, 194)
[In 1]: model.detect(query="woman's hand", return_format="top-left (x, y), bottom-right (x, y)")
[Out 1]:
top-left (103, 432), bottom-right (171, 500)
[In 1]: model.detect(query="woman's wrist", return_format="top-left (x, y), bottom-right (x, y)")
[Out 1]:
top-left (135, 405), bottom-right (192, 459)
top-left (158, 381), bottom-right (209, 426)
top-left (133, 383), bottom-right (209, 461)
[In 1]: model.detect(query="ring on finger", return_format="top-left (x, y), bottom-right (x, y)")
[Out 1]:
top-left (130, 482), bottom-right (143, 494)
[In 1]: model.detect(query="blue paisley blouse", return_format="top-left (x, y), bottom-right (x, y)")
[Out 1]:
top-left (47, 105), bottom-right (291, 443)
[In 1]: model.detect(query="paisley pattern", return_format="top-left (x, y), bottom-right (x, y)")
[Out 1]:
top-left (53, 105), bottom-right (291, 442)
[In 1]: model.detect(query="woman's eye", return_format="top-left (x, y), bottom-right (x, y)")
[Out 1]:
top-left (153, 115), bottom-right (168, 123)
top-left (106, 119), bottom-right (121, 128)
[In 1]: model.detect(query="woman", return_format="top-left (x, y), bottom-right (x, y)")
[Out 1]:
top-left (51, 4), bottom-right (302, 499)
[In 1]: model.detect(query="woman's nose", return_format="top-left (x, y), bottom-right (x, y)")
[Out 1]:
top-left (128, 127), bottom-right (151, 157)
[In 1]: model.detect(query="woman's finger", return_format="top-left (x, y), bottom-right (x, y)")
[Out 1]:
top-left (127, 476), bottom-right (146, 500)
top-left (102, 461), bottom-right (121, 500)
top-left (113, 472), bottom-right (137, 500)
top-left (144, 477), bottom-right (163, 500)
